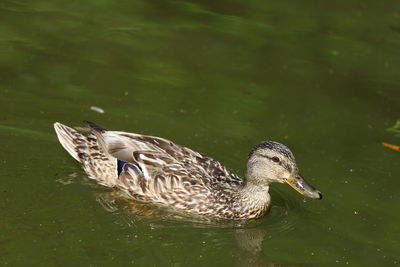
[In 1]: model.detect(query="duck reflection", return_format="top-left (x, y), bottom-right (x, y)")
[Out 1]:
top-left (95, 191), bottom-right (298, 267)
top-left (234, 227), bottom-right (267, 266)
top-left (235, 227), bottom-right (266, 254)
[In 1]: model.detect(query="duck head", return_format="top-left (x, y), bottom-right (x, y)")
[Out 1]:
top-left (246, 141), bottom-right (322, 199)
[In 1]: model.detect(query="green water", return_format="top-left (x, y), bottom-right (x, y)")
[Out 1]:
top-left (1, 0), bottom-right (400, 266)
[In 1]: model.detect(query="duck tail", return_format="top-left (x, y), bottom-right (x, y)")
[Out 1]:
top-left (54, 122), bottom-right (81, 161)
top-left (53, 122), bottom-right (118, 187)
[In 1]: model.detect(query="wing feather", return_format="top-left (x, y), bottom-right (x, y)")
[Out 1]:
top-left (94, 130), bottom-right (242, 184)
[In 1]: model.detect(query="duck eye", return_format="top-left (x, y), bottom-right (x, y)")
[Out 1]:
top-left (272, 156), bottom-right (280, 163)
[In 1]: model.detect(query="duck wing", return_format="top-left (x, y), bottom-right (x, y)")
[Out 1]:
top-left (116, 156), bottom-right (229, 213)
top-left (86, 121), bottom-right (242, 184)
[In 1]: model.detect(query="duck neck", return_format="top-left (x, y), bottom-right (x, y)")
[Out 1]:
top-left (241, 179), bottom-right (270, 201)
top-left (237, 178), bottom-right (271, 218)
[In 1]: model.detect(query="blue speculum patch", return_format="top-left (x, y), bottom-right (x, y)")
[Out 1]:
top-left (117, 160), bottom-right (141, 176)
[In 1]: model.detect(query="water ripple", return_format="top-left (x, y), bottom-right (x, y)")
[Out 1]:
top-left (93, 185), bottom-right (309, 234)
top-left (262, 187), bottom-right (306, 235)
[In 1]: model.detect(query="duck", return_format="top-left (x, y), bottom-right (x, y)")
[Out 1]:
top-left (54, 121), bottom-right (322, 220)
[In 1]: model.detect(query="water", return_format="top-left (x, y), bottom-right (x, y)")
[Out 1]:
top-left (1, 0), bottom-right (400, 266)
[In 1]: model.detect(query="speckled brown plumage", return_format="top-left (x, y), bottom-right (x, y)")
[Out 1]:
top-left (54, 121), bottom-right (321, 220)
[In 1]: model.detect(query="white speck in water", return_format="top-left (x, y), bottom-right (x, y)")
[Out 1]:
top-left (353, 211), bottom-right (359, 215)
top-left (90, 106), bottom-right (105, 114)
top-left (311, 252), bottom-right (314, 256)
top-left (349, 169), bottom-right (353, 172)
top-left (344, 180), bottom-right (348, 184)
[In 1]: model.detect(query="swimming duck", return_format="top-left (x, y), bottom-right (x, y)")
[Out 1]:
top-left (54, 121), bottom-right (322, 220)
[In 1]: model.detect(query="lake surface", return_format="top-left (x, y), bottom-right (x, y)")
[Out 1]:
top-left (1, 0), bottom-right (400, 266)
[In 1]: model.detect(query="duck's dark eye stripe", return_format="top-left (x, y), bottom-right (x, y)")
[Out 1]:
top-left (261, 155), bottom-right (281, 163)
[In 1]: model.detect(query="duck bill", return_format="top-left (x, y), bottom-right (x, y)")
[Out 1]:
top-left (284, 175), bottom-right (322, 199)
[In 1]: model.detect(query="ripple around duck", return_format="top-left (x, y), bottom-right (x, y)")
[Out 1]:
top-left (261, 187), bottom-right (306, 235)
top-left (67, 171), bottom-right (312, 233)
top-left (95, 191), bottom-right (269, 229)
top-left (94, 186), bottom-right (310, 234)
